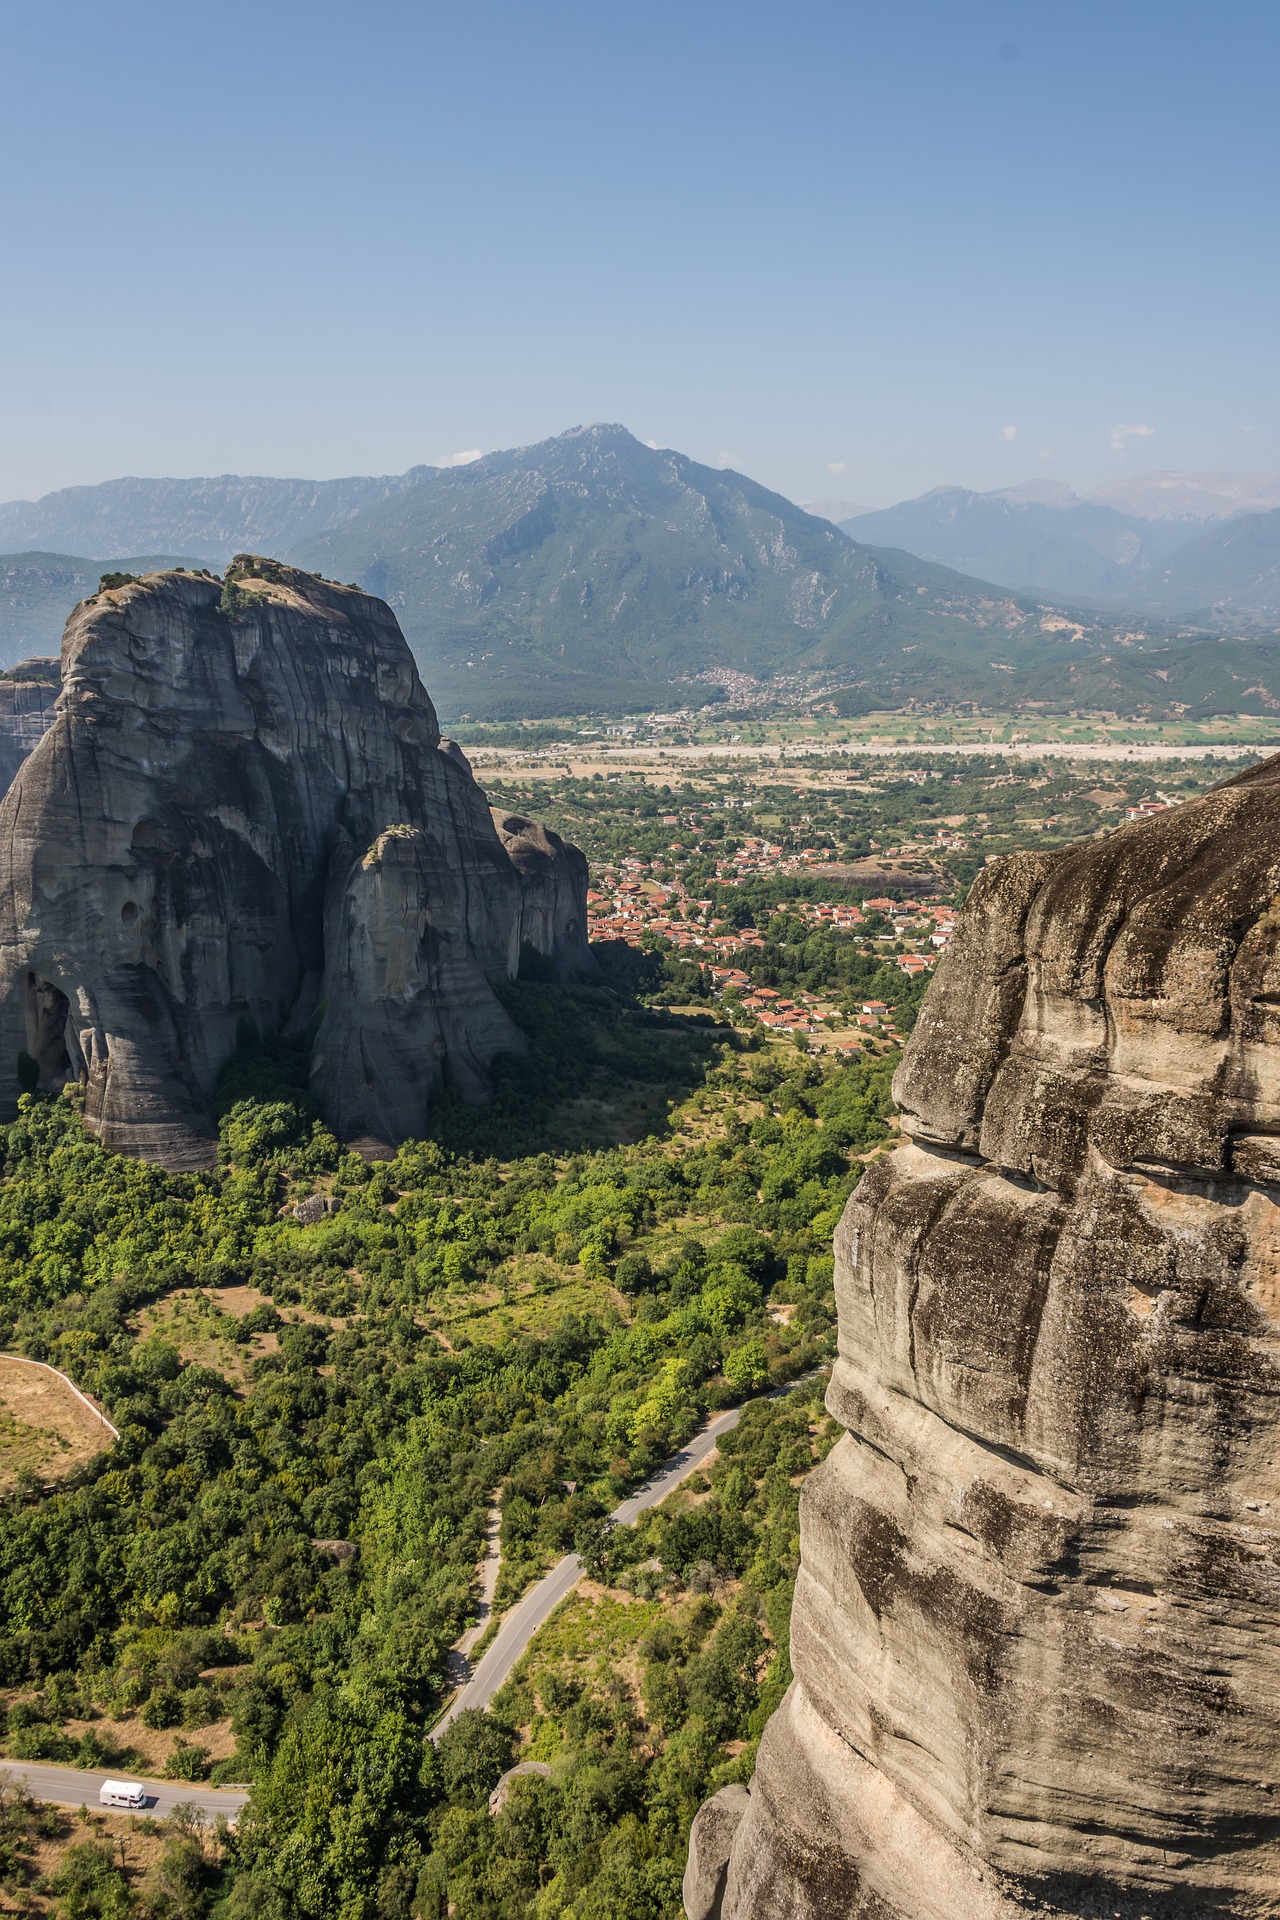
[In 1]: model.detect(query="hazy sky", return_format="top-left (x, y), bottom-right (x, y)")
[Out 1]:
top-left (1, 0), bottom-right (1276, 508)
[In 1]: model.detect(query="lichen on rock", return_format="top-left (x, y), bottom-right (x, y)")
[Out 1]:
top-left (690, 753), bottom-right (1280, 1919)
top-left (0, 558), bottom-right (589, 1167)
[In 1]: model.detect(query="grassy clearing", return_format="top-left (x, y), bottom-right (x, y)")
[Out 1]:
top-left (0, 1357), bottom-right (113, 1492)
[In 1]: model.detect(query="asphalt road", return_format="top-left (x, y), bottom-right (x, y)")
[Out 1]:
top-left (0, 1759), bottom-right (250, 1821)
top-left (431, 1377), bottom-right (822, 1740)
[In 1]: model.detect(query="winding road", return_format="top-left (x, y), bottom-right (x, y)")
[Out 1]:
top-left (0, 1759), bottom-right (249, 1820)
top-left (0, 1382), bottom-right (823, 1810)
top-left (431, 1373), bottom-right (823, 1740)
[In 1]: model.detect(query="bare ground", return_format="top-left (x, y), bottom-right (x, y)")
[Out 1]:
top-left (0, 1357), bottom-right (115, 1493)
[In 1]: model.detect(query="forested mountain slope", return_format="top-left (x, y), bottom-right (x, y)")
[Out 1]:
top-left (290, 426), bottom-right (1172, 717)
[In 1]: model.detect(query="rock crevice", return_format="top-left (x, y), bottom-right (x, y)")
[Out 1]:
top-left (688, 754), bottom-right (1280, 1920)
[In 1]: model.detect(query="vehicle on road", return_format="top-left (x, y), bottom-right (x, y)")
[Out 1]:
top-left (99, 1779), bottom-right (148, 1809)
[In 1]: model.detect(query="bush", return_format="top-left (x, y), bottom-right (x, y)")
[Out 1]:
top-left (141, 1684), bottom-right (184, 1730)
top-left (49, 1836), bottom-right (133, 1919)
top-left (163, 1740), bottom-right (211, 1781)
top-left (724, 1339), bottom-right (768, 1392)
top-left (180, 1684), bottom-right (221, 1729)
top-left (10, 1722), bottom-right (76, 1761)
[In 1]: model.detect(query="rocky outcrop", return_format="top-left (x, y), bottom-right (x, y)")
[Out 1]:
top-left (689, 755), bottom-right (1280, 1920)
top-left (0, 660), bottom-right (58, 793)
top-left (492, 810), bottom-right (591, 976)
top-left (0, 560), bottom-right (589, 1168)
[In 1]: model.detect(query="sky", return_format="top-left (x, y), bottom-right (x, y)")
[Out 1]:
top-left (0, 0), bottom-right (1277, 509)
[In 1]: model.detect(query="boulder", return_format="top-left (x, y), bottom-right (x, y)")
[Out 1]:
top-left (696, 753), bottom-right (1280, 1918)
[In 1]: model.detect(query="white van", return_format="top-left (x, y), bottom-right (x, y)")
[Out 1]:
top-left (99, 1780), bottom-right (147, 1810)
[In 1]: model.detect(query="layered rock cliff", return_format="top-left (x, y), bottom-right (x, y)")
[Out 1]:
top-left (0, 560), bottom-right (589, 1167)
top-left (0, 660), bottom-right (58, 793)
top-left (688, 755), bottom-right (1280, 1920)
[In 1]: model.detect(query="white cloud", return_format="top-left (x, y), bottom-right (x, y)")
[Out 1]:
top-left (1239, 423), bottom-right (1257, 435)
top-left (1001, 424), bottom-right (1019, 442)
top-left (717, 449), bottom-right (742, 468)
top-left (1109, 423), bottom-right (1155, 455)
top-left (826, 460), bottom-right (848, 475)
top-left (644, 438), bottom-right (660, 449)
top-left (1037, 449), bottom-right (1053, 461)
top-left (431, 448), bottom-right (483, 468)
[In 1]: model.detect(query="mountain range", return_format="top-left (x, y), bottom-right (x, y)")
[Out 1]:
top-left (0, 471), bottom-right (424, 563)
top-left (2, 430), bottom-right (1279, 719)
top-left (839, 474), bottom-right (1280, 620)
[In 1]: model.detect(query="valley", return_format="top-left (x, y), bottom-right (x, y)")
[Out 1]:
top-left (0, 692), bottom-right (1261, 1916)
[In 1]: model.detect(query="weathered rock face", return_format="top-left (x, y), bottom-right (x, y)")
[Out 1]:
top-left (491, 810), bottom-right (591, 976)
top-left (689, 755), bottom-right (1280, 1920)
top-left (0, 662), bottom-right (58, 793)
top-left (0, 560), bottom-right (589, 1168)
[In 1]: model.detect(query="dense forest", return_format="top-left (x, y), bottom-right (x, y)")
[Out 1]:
top-left (0, 960), bottom-right (893, 1918)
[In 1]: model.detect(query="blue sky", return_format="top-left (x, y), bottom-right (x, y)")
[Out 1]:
top-left (1, 0), bottom-right (1276, 507)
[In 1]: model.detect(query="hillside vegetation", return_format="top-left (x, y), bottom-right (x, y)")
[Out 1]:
top-left (0, 960), bottom-right (889, 1918)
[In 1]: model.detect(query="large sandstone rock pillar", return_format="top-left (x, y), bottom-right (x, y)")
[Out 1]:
top-left (689, 755), bottom-right (1280, 1919)
top-left (0, 560), bottom-right (588, 1167)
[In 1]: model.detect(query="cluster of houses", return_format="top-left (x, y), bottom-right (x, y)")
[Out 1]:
top-left (795, 895), bottom-right (957, 970)
top-left (585, 857), bottom-right (961, 991)
top-left (1124, 800), bottom-right (1169, 823)
top-left (698, 969), bottom-right (901, 1047)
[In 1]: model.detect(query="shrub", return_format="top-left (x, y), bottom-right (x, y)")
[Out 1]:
top-left (163, 1739), bottom-right (211, 1781)
top-left (141, 1684), bottom-right (183, 1730)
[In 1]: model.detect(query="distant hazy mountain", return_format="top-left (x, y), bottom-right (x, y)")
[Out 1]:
top-left (840, 484), bottom-right (1188, 602)
top-left (1146, 507), bottom-right (1280, 619)
top-left (1088, 470), bottom-right (1280, 522)
top-left (841, 472), bottom-right (1280, 619)
top-left (7, 434), bottom-right (1276, 719)
top-left (0, 551), bottom-right (198, 665)
top-left (0, 472), bottom-right (426, 566)
top-left (289, 423), bottom-right (1165, 717)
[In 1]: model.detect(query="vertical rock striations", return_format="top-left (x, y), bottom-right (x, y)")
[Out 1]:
top-left (688, 755), bottom-right (1280, 1920)
top-left (0, 660), bottom-right (59, 794)
top-left (0, 560), bottom-right (589, 1168)
top-left (491, 809), bottom-right (592, 977)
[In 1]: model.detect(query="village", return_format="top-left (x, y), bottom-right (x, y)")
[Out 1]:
top-left (585, 826), bottom-right (961, 1046)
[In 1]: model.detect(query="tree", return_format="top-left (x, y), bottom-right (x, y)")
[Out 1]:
top-left (436, 1708), bottom-right (517, 1807)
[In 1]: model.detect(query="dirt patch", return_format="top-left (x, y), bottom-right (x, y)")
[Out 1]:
top-left (57, 1713), bottom-right (238, 1776)
top-left (0, 1357), bottom-right (115, 1493)
top-left (208, 1285), bottom-right (270, 1319)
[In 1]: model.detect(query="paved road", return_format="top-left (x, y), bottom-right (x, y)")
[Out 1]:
top-left (0, 1759), bottom-right (249, 1821)
top-left (431, 1375), bottom-right (823, 1739)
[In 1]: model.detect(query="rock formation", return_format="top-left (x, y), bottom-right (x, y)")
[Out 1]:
top-left (0, 660), bottom-right (58, 793)
top-left (0, 560), bottom-right (589, 1167)
top-left (688, 756), bottom-right (1280, 1920)
top-left (492, 810), bottom-right (591, 975)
